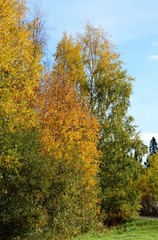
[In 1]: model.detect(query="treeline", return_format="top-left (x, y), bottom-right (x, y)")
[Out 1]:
top-left (0, 1), bottom-right (157, 240)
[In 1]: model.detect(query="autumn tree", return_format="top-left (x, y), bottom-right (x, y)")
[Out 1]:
top-left (37, 64), bottom-right (101, 237)
top-left (77, 23), bottom-right (147, 225)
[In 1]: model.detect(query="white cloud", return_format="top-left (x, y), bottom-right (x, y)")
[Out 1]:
top-left (148, 55), bottom-right (158, 61)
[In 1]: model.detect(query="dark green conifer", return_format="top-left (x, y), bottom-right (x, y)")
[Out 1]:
top-left (149, 137), bottom-right (158, 155)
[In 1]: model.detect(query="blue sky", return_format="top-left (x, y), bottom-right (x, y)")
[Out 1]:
top-left (30, 0), bottom-right (158, 146)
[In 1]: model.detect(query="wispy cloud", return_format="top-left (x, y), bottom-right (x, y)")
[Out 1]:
top-left (148, 55), bottom-right (158, 61)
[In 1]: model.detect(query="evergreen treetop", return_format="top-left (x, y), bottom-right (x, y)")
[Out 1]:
top-left (149, 137), bottom-right (158, 155)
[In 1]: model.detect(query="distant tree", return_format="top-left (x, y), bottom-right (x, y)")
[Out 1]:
top-left (140, 153), bottom-right (158, 216)
top-left (149, 137), bottom-right (158, 155)
top-left (145, 137), bottom-right (158, 167)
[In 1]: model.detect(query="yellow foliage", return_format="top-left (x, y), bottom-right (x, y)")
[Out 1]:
top-left (54, 32), bottom-right (88, 95)
top-left (0, 0), bottom-right (42, 130)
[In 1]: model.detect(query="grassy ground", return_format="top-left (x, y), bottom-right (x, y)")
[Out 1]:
top-left (73, 218), bottom-right (158, 240)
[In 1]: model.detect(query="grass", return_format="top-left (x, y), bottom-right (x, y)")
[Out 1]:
top-left (73, 218), bottom-right (158, 240)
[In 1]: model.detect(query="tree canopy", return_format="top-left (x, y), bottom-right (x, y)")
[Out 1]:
top-left (0, 1), bottom-right (149, 239)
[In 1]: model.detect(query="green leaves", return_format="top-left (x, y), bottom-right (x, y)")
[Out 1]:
top-left (77, 23), bottom-right (147, 225)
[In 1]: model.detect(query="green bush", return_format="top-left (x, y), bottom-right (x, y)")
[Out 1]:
top-left (0, 128), bottom-right (51, 239)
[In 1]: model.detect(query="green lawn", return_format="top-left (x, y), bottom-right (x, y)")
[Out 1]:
top-left (73, 219), bottom-right (158, 240)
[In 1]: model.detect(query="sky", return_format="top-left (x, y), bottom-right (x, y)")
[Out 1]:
top-left (29, 0), bottom-right (158, 146)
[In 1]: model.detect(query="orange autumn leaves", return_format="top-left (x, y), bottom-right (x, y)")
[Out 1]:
top-left (38, 70), bottom-right (100, 190)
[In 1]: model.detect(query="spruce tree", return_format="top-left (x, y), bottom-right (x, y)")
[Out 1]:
top-left (149, 137), bottom-right (158, 155)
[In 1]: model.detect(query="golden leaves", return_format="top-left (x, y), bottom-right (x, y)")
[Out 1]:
top-left (0, 0), bottom-right (42, 129)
